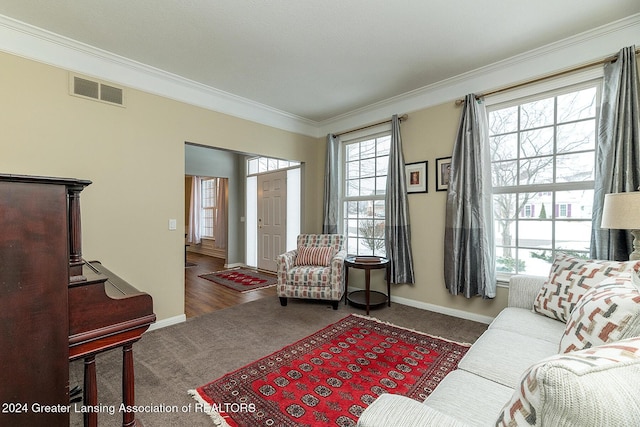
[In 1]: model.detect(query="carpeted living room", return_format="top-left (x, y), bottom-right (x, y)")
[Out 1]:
top-left (2, 2), bottom-right (640, 427)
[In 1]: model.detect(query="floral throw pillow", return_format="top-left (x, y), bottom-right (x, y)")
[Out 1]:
top-left (560, 277), bottom-right (640, 353)
top-left (294, 246), bottom-right (335, 267)
top-left (533, 253), bottom-right (639, 322)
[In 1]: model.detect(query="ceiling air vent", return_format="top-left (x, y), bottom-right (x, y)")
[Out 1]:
top-left (70, 75), bottom-right (125, 107)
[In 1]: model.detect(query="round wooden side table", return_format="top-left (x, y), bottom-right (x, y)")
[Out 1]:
top-left (344, 255), bottom-right (390, 315)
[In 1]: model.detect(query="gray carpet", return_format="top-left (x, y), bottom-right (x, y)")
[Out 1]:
top-left (70, 297), bottom-right (488, 427)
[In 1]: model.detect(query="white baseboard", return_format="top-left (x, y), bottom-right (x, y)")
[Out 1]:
top-left (224, 262), bottom-right (246, 269)
top-left (348, 286), bottom-right (495, 325)
top-left (390, 295), bottom-right (495, 325)
top-left (148, 314), bottom-right (186, 332)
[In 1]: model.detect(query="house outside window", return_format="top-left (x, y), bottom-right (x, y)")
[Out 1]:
top-left (488, 82), bottom-right (599, 275)
top-left (201, 178), bottom-right (217, 238)
top-left (342, 132), bottom-right (390, 256)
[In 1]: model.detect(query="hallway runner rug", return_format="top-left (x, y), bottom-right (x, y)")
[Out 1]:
top-left (189, 314), bottom-right (470, 427)
top-left (199, 268), bottom-right (277, 292)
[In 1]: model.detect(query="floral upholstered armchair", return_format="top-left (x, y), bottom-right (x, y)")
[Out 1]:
top-left (277, 234), bottom-right (347, 309)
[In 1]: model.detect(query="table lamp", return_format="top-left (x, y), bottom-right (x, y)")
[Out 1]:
top-left (600, 191), bottom-right (640, 260)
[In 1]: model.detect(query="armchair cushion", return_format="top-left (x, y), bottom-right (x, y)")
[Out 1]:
top-left (294, 246), bottom-right (335, 267)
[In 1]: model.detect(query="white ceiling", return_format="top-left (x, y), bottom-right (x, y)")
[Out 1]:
top-left (1, 1), bottom-right (639, 125)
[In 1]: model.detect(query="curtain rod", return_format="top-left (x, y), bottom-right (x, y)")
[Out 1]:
top-left (455, 47), bottom-right (640, 106)
top-left (333, 114), bottom-right (408, 138)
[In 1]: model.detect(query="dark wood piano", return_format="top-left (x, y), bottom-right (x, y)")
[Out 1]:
top-left (0, 174), bottom-right (155, 427)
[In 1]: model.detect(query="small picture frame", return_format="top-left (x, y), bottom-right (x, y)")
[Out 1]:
top-left (405, 161), bottom-right (428, 194)
top-left (435, 157), bottom-right (452, 192)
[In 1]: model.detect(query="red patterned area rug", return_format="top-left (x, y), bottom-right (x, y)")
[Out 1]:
top-left (189, 314), bottom-right (470, 426)
top-left (199, 268), bottom-right (277, 292)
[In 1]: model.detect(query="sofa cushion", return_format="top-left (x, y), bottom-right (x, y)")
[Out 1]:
top-left (560, 277), bottom-right (640, 353)
top-left (294, 246), bottom-right (335, 266)
top-left (423, 369), bottom-right (513, 427)
top-left (489, 307), bottom-right (565, 344)
top-left (533, 253), bottom-right (638, 322)
top-left (356, 394), bottom-right (467, 427)
top-left (496, 337), bottom-right (640, 427)
top-left (457, 329), bottom-right (558, 388)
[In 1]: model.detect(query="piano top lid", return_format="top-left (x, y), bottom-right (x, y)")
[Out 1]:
top-left (0, 173), bottom-right (92, 188)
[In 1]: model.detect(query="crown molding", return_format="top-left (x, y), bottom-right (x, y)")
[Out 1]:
top-left (1, 13), bottom-right (638, 139)
top-left (0, 15), bottom-right (319, 137)
top-left (318, 13), bottom-right (640, 136)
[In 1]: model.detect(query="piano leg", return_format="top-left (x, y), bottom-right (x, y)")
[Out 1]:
top-left (83, 355), bottom-right (98, 427)
top-left (122, 344), bottom-right (136, 427)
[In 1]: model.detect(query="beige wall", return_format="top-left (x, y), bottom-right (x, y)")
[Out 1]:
top-left (0, 52), bottom-right (322, 322)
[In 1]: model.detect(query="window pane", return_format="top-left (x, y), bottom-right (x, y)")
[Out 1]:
top-left (556, 120), bottom-right (595, 154)
top-left (346, 143), bottom-right (359, 162)
top-left (494, 220), bottom-right (515, 251)
top-left (346, 161), bottom-right (359, 179)
top-left (520, 97), bottom-right (554, 129)
top-left (360, 158), bottom-right (375, 178)
top-left (518, 220), bottom-right (552, 249)
top-left (555, 190), bottom-right (593, 219)
top-left (346, 179), bottom-right (359, 197)
top-left (518, 248), bottom-right (552, 275)
top-left (494, 193), bottom-right (517, 220)
top-left (360, 178), bottom-right (376, 196)
top-left (492, 161), bottom-right (518, 187)
top-left (376, 155), bottom-right (388, 176)
top-left (248, 159), bottom-right (258, 175)
top-left (345, 201), bottom-right (358, 218)
top-left (557, 87), bottom-right (596, 123)
top-left (555, 221), bottom-right (591, 252)
top-left (360, 139), bottom-right (376, 159)
top-left (520, 127), bottom-right (554, 158)
top-left (556, 152), bottom-right (594, 183)
top-left (490, 134), bottom-right (518, 161)
top-left (377, 136), bottom-right (391, 156)
top-left (489, 106), bottom-right (518, 135)
top-left (519, 157), bottom-right (553, 185)
top-left (376, 176), bottom-right (387, 195)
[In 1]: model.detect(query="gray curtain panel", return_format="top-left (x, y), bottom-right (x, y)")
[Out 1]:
top-left (591, 45), bottom-right (640, 261)
top-left (444, 95), bottom-right (496, 298)
top-left (322, 133), bottom-right (340, 234)
top-left (385, 115), bottom-right (415, 284)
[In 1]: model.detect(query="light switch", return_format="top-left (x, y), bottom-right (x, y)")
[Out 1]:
top-left (168, 219), bottom-right (177, 230)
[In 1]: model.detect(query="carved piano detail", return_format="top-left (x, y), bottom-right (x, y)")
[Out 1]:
top-left (0, 174), bottom-right (155, 427)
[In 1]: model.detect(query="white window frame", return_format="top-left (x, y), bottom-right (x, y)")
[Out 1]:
top-left (200, 178), bottom-right (217, 238)
top-left (340, 130), bottom-right (391, 257)
top-left (486, 76), bottom-right (602, 279)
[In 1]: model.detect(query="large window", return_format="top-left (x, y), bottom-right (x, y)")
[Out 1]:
top-left (488, 82), bottom-right (599, 275)
top-left (342, 133), bottom-right (390, 256)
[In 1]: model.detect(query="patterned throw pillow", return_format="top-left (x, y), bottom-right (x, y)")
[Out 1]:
top-left (560, 277), bottom-right (640, 353)
top-left (533, 253), bottom-right (639, 322)
top-left (496, 337), bottom-right (640, 427)
top-left (294, 246), bottom-right (335, 267)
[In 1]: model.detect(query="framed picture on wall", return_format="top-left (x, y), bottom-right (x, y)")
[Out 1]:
top-left (435, 157), bottom-right (452, 192)
top-left (405, 161), bottom-right (428, 193)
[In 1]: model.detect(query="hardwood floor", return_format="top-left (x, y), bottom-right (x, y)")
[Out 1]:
top-left (184, 252), bottom-right (276, 318)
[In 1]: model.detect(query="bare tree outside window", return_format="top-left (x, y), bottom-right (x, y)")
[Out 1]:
top-left (489, 85), bottom-right (597, 275)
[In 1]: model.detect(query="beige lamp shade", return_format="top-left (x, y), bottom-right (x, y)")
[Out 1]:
top-left (600, 192), bottom-right (640, 229)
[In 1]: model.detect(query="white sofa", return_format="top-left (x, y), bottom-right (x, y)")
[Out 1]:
top-left (357, 256), bottom-right (640, 427)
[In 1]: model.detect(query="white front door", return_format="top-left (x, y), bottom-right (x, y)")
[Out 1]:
top-left (257, 170), bottom-right (287, 272)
